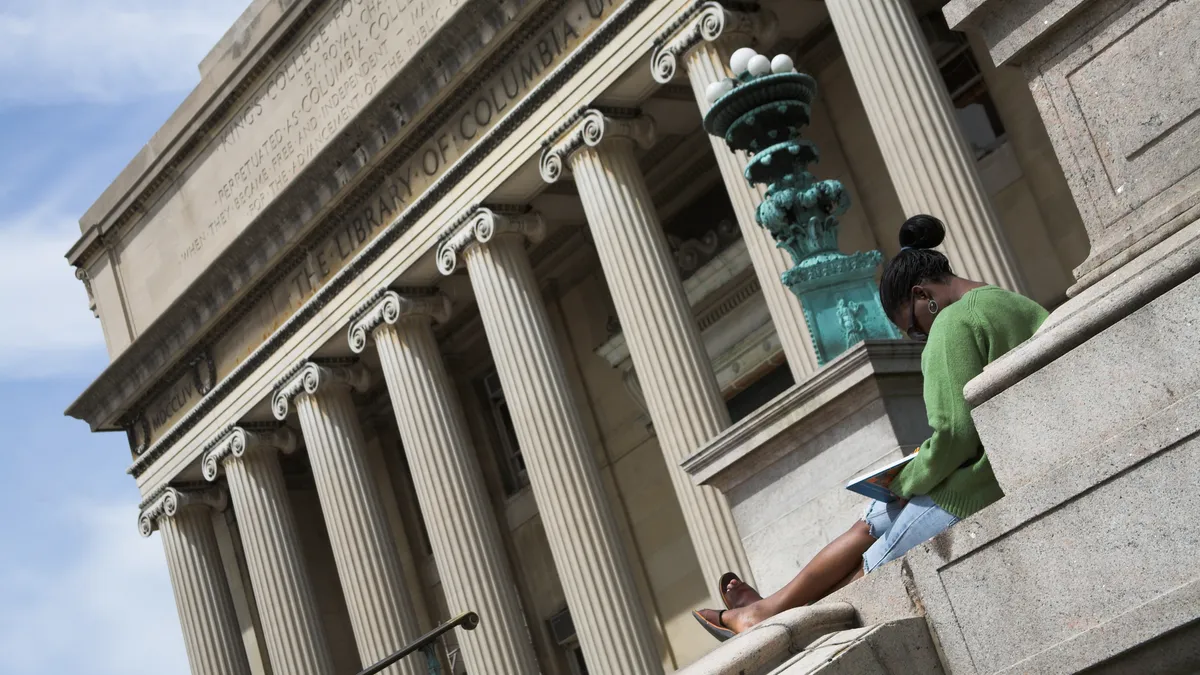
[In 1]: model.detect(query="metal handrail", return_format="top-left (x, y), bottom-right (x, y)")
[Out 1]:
top-left (355, 612), bottom-right (480, 675)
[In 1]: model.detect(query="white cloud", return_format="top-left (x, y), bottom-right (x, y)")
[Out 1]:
top-left (0, 501), bottom-right (188, 675)
top-left (0, 205), bottom-right (109, 378)
top-left (0, 0), bottom-right (249, 105)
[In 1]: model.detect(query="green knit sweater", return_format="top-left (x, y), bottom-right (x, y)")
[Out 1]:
top-left (892, 286), bottom-right (1048, 519)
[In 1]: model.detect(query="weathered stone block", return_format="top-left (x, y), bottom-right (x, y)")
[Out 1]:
top-left (773, 619), bottom-right (945, 675)
top-left (946, 0), bottom-right (1200, 295)
top-left (900, 384), bottom-right (1200, 675)
top-left (972, 269), bottom-right (1200, 492)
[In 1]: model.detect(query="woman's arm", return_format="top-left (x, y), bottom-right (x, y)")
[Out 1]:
top-left (892, 312), bottom-right (986, 498)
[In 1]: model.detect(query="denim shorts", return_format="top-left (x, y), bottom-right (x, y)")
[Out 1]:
top-left (861, 495), bottom-right (959, 573)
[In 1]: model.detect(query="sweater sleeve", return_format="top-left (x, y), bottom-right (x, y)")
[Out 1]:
top-left (892, 309), bottom-right (987, 499)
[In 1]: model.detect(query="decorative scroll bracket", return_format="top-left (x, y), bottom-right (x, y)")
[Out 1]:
top-left (137, 486), bottom-right (228, 537)
top-left (436, 206), bottom-right (546, 275)
top-left (271, 361), bottom-right (371, 420)
top-left (348, 289), bottom-right (454, 353)
top-left (539, 108), bottom-right (656, 184)
top-left (201, 424), bottom-right (300, 482)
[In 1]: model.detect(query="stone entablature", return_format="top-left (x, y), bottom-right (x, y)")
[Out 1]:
top-left (125, 0), bottom-right (683, 494)
top-left (70, 0), bottom-right (624, 445)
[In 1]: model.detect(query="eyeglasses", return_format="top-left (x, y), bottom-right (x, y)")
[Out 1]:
top-left (907, 296), bottom-right (928, 342)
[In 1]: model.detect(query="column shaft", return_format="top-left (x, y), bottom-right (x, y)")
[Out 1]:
top-left (826, 0), bottom-right (1026, 291)
top-left (224, 451), bottom-right (335, 675)
top-left (295, 386), bottom-right (422, 675)
top-left (464, 234), bottom-right (662, 674)
top-left (685, 40), bottom-right (820, 379)
top-left (571, 138), bottom-right (753, 591)
top-left (374, 319), bottom-right (539, 675)
top-left (159, 508), bottom-right (253, 675)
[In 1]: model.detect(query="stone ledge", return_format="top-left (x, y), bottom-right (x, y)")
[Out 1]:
top-left (895, 382), bottom-right (1200, 675)
top-left (677, 604), bottom-right (857, 675)
top-left (963, 217), bottom-right (1200, 410)
top-left (683, 340), bottom-right (922, 491)
top-left (943, 0), bottom-right (1093, 66)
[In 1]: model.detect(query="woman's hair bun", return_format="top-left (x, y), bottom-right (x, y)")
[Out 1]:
top-left (899, 214), bottom-right (946, 250)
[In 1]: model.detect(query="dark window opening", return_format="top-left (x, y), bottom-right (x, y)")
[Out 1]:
top-left (660, 185), bottom-right (743, 281)
top-left (726, 363), bottom-right (796, 424)
top-left (478, 370), bottom-right (529, 496)
top-left (921, 10), bottom-right (1007, 159)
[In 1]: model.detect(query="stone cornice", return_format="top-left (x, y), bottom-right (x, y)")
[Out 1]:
top-left (271, 361), bottom-right (371, 420)
top-left (649, 1), bottom-right (773, 84)
top-left (201, 425), bottom-right (299, 481)
top-left (137, 486), bottom-right (228, 537)
top-left (437, 206), bottom-right (547, 275)
top-left (121, 0), bottom-right (661, 479)
top-left (539, 108), bottom-right (656, 183)
top-left (347, 290), bottom-right (453, 353)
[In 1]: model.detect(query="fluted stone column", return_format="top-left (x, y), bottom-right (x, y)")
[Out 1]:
top-left (138, 487), bottom-right (252, 675)
top-left (652, 3), bottom-right (819, 379)
top-left (438, 209), bottom-right (662, 674)
top-left (272, 362), bottom-right (422, 675)
top-left (825, 0), bottom-right (1025, 292)
top-left (542, 110), bottom-right (753, 593)
top-left (348, 290), bottom-right (539, 675)
top-left (202, 427), bottom-right (335, 675)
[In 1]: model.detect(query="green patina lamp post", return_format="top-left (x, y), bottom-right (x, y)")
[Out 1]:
top-left (702, 48), bottom-right (899, 365)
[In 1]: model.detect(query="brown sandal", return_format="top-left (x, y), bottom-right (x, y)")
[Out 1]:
top-left (692, 609), bottom-right (736, 642)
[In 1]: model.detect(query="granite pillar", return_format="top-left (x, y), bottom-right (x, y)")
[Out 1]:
top-left (438, 208), bottom-right (662, 674)
top-left (651, 3), bottom-right (820, 379)
top-left (138, 487), bottom-right (253, 675)
top-left (273, 363), bottom-right (422, 675)
top-left (348, 290), bottom-right (540, 675)
top-left (202, 427), bottom-right (335, 675)
top-left (826, 0), bottom-right (1026, 292)
top-left (542, 109), bottom-right (753, 593)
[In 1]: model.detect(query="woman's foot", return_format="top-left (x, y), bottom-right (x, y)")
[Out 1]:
top-left (694, 598), bottom-right (777, 638)
top-left (721, 574), bottom-right (762, 609)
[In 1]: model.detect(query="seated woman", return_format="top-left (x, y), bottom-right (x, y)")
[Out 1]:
top-left (694, 214), bottom-right (1048, 641)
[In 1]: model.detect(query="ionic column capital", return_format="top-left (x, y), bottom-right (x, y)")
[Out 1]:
top-left (539, 109), bottom-right (656, 183)
top-left (272, 361), bottom-right (371, 420)
top-left (348, 289), bottom-right (452, 353)
top-left (650, 1), bottom-right (777, 84)
top-left (202, 424), bottom-right (300, 481)
top-left (437, 206), bottom-right (546, 275)
top-left (138, 486), bottom-right (227, 537)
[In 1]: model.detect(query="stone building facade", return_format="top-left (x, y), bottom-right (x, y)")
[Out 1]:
top-left (66, 0), bottom-right (1194, 673)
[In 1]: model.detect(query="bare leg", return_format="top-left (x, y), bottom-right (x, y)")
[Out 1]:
top-left (716, 520), bottom-right (875, 632)
top-left (828, 566), bottom-right (865, 594)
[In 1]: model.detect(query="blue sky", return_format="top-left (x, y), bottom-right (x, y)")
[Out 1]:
top-left (0, 1), bottom-right (249, 673)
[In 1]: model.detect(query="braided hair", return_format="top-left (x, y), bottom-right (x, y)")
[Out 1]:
top-left (878, 215), bottom-right (954, 318)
